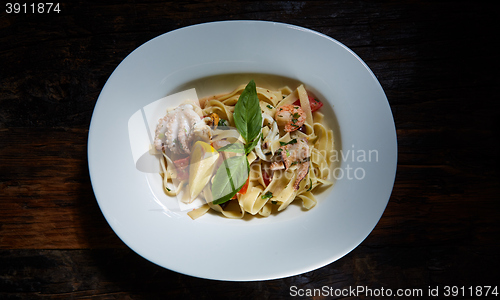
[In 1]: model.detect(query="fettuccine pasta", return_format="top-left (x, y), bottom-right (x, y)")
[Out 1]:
top-left (153, 81), bottom-right (335, 220)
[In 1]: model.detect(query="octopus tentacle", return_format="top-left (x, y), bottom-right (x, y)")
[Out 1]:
top-left (154, 104), bottom-right (212, 155)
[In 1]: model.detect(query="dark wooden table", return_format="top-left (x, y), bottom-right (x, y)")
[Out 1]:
top-left (1, 1), bottom-right (498, 299)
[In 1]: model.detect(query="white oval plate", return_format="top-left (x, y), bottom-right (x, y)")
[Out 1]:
top-left (88, 21), bottom-right (397, 281)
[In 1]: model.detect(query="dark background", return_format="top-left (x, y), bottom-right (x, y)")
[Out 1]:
top-left (1, 1), bottom-right (498, 299)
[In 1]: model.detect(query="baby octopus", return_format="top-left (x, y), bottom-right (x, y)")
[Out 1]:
top-left (275, 104), bottom-right (306, 132)
top-left (154, 104), bottom-right (211, 154)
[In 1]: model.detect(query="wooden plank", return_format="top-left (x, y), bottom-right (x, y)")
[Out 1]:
top-left (0, 246), bottom-right (497, 299)
top-left (0, 128), bottom-right (124, 249)
top-left (0, 0), bottom-right (499, 297)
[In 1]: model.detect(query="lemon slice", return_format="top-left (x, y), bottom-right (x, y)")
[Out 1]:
top-left (188, 141), bottom-right (219, 201)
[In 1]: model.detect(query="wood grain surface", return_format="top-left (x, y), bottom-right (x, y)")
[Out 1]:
top-left (1, 1), bottom-right (499, 299)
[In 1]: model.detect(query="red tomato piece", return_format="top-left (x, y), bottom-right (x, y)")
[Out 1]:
top-left (308, 96), bottom-right (323, 112)
top-left (238, 177), bottom-right (250, 194)
top-left (231, 176), bottom-right (250, 200)
top-left (293, 95), bottom-right (324, 112)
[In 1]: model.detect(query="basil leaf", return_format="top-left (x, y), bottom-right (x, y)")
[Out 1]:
top-left (244, 133), bottom-right (262, 154)
top-left (217, 142), bottom-right (245, 154)
top-left (234, 80), bottom-right (262, 144)
top-left (211, 155), bottom-right (249, 205)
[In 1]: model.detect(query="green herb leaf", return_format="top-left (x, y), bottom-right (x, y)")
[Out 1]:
top-left (234, 80), bottom-right (262, 144)
top-left (244, 133), bottom-right (262, 154)
top-left (218, 119), bottom-right (229, 127)
top-left (211, 155), bottom-right (249, 205)
top-left (279, 139), bottom-right (297, 146)
top-left (261, 191), bottom-right (273, 199)
top-left (217, 142), bottom-right (245, 154)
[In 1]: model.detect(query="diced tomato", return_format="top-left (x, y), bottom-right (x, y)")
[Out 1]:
top-left (238, 177), bottom-right (250, 194)
top-left (308, 96), bottom-right (323, 112)
top-left (173, 156), bottom-right (190, 181)
top-left (293, 95), bottom-right (324, 112)
top-left (230, 176), bottom-right (250, 200)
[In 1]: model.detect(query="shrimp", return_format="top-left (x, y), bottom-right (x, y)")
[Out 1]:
top-left (275, 104), bottom-right (306, 132)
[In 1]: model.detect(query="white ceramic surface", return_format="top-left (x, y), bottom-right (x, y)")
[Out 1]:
top-left (88, 21), bottom-right (397, 281)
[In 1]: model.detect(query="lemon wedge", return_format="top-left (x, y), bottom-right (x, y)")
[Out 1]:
top-left (188, 141), bottom-right (219, 201)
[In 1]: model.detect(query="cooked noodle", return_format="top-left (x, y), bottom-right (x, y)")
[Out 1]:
top-left (156, 83), bottom-right (335, 219)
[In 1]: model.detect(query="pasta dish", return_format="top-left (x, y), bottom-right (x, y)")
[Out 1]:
top-left (152, 80), bottom-right (335, 219)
